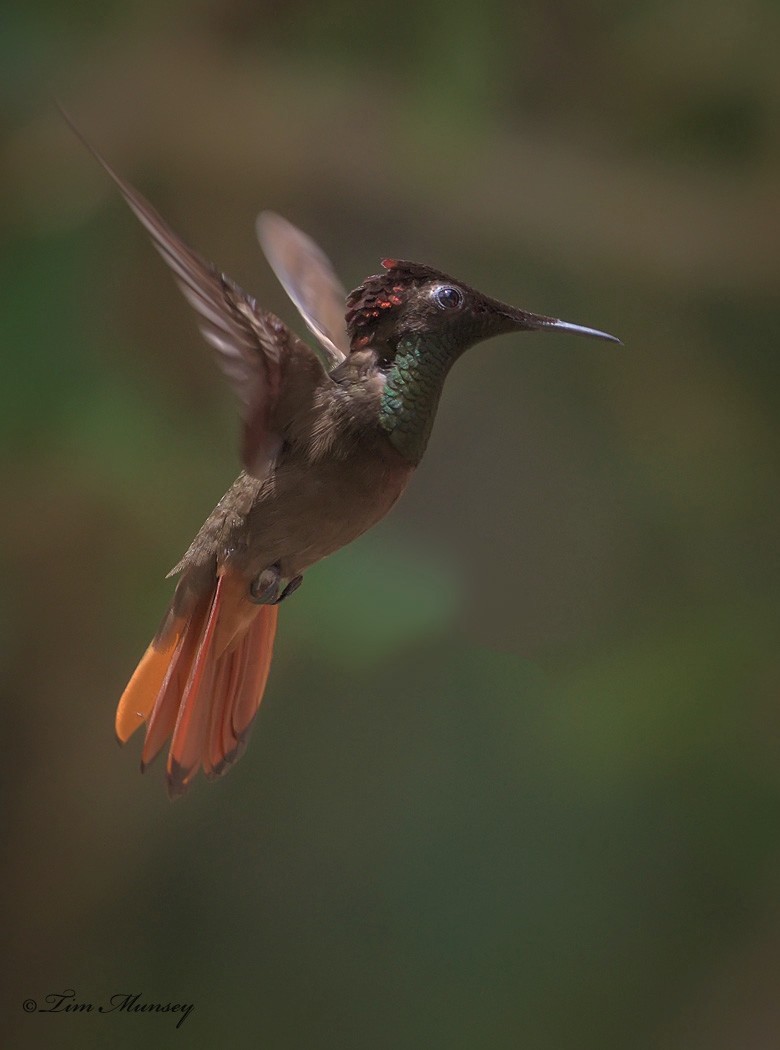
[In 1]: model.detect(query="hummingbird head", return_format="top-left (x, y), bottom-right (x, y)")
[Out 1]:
top-left (345, 259), bottom-right (620, 358)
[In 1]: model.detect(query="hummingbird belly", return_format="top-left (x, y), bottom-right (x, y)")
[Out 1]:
top-left (179, 437), bottom-right (414, 587)
top-left (243, 444), bottom-right (414, 578)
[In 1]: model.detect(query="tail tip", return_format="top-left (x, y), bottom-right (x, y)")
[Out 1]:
top-left (167, 761), bottom-right (194, 800)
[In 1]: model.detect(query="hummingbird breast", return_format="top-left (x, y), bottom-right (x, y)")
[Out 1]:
top-left (244, 435), bottom-right (413, 578)
top-left (175, 415), bottom-right (413, 588)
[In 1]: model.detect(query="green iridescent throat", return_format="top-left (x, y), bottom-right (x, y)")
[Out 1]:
top-left (378, 334), bottom-right (457, 464)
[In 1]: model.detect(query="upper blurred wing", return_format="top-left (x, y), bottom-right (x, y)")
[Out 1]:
top-left (257, 211), bottom-right (349, 369)
top-left (62, 110), bottom-right (329, 480)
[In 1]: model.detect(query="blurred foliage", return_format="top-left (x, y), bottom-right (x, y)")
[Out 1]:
top-left (2, 1), bottom-right (780, 1048)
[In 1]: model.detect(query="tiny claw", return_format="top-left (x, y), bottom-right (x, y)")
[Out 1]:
top-left (274, 574), bottom-right (303, 604)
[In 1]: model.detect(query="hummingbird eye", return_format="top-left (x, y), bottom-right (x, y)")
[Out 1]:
top-left (432, 285), bottom-right (464, 310)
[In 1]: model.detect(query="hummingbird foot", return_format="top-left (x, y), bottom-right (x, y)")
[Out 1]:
top-left (248, 565), bottom-right (303, 604)
top-left (248, 564), bottom-right (282, 604)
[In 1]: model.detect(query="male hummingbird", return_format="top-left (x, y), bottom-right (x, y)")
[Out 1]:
top-left (67, 119), bottom-right (620, 797)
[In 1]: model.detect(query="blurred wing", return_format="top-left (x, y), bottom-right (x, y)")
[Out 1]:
top-left (257, 211), bottom-right (349, 369)
top-left (62, 110), bottom-right (328, 480)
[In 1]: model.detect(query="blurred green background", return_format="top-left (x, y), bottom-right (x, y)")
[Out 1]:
top-left (2, 1), bottom-right (780, 1047)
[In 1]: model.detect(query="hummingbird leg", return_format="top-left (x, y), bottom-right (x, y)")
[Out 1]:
top-left (248, 564), bottom-right (282, 604)
top-left (274, 574), bottom-right (303, 604)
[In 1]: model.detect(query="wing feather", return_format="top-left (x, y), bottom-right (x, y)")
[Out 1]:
top-left (60, 108), bottom-right (330, 480)
top-left (257, 211), bottom-right (349, 369)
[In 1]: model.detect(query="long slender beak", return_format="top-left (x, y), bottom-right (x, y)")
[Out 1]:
top-left (538, 317), bottom-right (622, 345)
top-left (492, 298), bottom-right (622, 345)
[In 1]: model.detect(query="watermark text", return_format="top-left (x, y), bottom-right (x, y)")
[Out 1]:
top-left (22, 988), bottom-right (194, 1029)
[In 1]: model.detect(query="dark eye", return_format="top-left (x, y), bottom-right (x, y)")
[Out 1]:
top-left (433, 285), bottom-right (464, 310)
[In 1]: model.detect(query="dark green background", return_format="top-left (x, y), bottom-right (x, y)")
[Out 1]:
top-left (3, 2), bottom-right (779, 1047)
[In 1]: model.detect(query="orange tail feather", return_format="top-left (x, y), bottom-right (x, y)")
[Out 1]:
top-left (116, 567), bottom-right (279, 797)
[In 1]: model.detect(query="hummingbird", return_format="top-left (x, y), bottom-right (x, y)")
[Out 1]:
top-left (65, 116), bottom-right (620, 798)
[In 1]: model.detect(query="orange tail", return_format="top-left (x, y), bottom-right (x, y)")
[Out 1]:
top-left (115, 567), bottom-right (278, 798)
